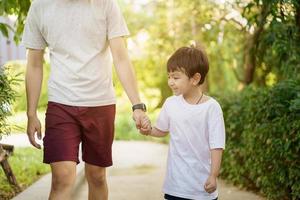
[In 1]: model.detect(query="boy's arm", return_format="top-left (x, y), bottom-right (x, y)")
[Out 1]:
top-left (210, 148), bottom-right (223, 177)
top-left (26, 49), bottom-right (44, 149)
top-left (109, 37), bottom-right (147, 129)
top-left (204, 148), bottom-right (223, 193)
top-left (141, 126), bottom-right (168, 137)
top-left (150, 127), bottom-right (169, 137)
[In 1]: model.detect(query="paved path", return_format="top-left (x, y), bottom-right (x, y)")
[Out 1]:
top-left (1, 133), bottom-right (32, 147)
top-left (2, 134), bottom-right (264, 200)
top-left (73, 142), bottom-right (264, 200)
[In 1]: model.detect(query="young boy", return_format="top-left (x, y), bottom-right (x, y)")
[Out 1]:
top-left (141, 45), bottom-right (225, 200)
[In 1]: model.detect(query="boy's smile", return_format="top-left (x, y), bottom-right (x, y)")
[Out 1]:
top-left (168, 70), bottom-right (192, 96)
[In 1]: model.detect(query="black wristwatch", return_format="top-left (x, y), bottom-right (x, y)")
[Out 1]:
top-left (132, 103), bottom-right (147, 112)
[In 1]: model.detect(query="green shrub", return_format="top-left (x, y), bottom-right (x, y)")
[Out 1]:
top-left (219, 79), bottom-right (300, 200)
top-left (0, 65), bottom-right (20, 138)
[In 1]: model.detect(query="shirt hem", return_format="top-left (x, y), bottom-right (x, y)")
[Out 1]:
top-left (48, 97), bottom-right (116, 107)
top-left (21, 41), bottom-right (46, 50)
top-left (209, 145), bottom-right (225, 150)
top-left (108, 32), bottom-right (130, 40)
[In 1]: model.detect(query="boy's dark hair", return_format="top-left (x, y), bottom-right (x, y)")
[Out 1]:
top-left (167, 45), bottom-right (209, 85)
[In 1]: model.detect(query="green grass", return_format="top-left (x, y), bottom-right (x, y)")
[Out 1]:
top-left (0, 147), bottom-right (50, 200)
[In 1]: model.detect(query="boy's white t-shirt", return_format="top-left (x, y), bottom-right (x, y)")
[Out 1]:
top-left (22, 0), bottom-right (130, 106)
top-left (156, 95), bottom-right (225, 200)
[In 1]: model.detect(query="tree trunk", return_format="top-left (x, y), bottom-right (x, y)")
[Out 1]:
top-left (0, 144), bottom-right (21, 192)
top-left (244, 30), bottom-right (261, 85)
top-left (191, 15), bottom-right (209, 92)
top-left (296, 4), bottom-right (300, 37)
top-left (243, 4), bottom-right (270, 85)
top-left (295, 5), bottom-right (300, 30)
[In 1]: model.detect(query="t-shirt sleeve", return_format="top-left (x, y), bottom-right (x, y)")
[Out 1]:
top-left (208, 102), bottom-right (226, 149)
top-left (106, 0), bottom-right (130, 40)
top-left (155, 101), bottom-right (170, 132)
top-left (22, 2), bottom-right (47, 49)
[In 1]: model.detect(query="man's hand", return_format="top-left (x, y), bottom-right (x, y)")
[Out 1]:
top-left (27, 115), bottom-right (42, 149)
top-left (132, 109), bottom-right (150, 130)
top-left (204, 175), bottom-right (217, 194)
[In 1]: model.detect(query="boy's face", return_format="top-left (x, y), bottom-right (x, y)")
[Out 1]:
top-left (167, 70), bottom-right (194, 96)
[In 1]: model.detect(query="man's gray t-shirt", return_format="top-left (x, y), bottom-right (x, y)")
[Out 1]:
top-left (22, 0), bottom-right (130, 106)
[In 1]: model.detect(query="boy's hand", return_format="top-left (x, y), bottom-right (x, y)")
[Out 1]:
top-left (204, 175), bottom-right (217, 194)
top-left (139, 115), bottom-right (152, 135)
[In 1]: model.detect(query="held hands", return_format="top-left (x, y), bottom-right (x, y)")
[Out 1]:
top-left (26, 115), bottom-right (42, 149)
top-left (204, 175), bottom-right (217, 194)
top-left (132, 109), bottom-right (152, 135)
top-left (140, 115), bottom-right (152, 135)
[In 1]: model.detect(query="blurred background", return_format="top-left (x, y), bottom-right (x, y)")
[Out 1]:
top-left (0, 0), bottom-right (299, 199)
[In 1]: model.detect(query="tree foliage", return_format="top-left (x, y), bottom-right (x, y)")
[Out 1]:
top-left (122, 0), bottom-right (242, 106)
top-left (0, 0), bottom-right (31, 43)
top-left (0, 0), bottom-right (299, 89)
top-left (238, 0), bottom-right (300, 84)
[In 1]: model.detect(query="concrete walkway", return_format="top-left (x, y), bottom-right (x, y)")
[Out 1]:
top-left (1, 135), bottom-right (264, 200)
top-left (72, 141), bottom-right (264, 200)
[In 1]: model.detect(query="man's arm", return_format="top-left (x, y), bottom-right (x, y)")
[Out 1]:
top-left (25, 49), bottom-right (44, 149)
top-left (204, 148), bottom-right (223, 193)
top-left (109, 37), bottom-right (148, 129)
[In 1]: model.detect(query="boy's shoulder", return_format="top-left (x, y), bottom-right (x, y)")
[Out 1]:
top-left (205, 96), bottom-right (223, 113)
top-left (164, 95), bottom-right (181, 104)
top-left (159, 95), bottom-right (180, 109)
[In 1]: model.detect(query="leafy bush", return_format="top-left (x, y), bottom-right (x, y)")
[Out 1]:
top-left (219, 79), bottom-right (300, 200)
top-left (0, 66), bottom-right (19, 139)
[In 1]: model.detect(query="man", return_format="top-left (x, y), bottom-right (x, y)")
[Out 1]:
top-left (22, 0), bottom-right (149, 199)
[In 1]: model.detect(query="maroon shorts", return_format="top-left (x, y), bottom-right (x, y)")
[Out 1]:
top-left (43, 101), bottom-right (115, 167)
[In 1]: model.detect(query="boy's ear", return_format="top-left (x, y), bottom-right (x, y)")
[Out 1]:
top-left (192, 73), bottom-right (201, 85)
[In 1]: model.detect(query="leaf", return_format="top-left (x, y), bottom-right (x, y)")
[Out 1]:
top-left (0, 22), bottom-right (9, 37)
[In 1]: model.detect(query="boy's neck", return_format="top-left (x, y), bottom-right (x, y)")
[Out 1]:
top-left (183, 86), bottom-right (204, 105)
